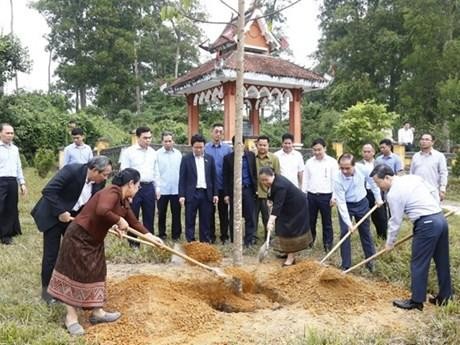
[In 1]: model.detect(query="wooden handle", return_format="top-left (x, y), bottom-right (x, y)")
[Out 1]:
top-left (320, 203), bottom-right (379, 264)
top-left (126, 227), bottom-right (216, 271)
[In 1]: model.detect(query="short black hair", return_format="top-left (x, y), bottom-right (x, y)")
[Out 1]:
top-left (212, 123), bottom-right (224, 129)
top-left (379, 138), bottom-right (393, 147)
top-left (338, 153), bottom-right (355, 165)
top-left (258, 166), bottom-right (274, 176)
top-left (191, 134), bottom-right (206, 146)
top-left (420, 133), bottom-right (435, 141)
top-left (256, 135), bottom-right (270, 143)
top-left (136, 126), bottom-right (151, 137)
top-left (281, 133), bottom-right (294, 142)
top-left (112, 168), bottom-right (141, 186)
top-left (161, 131), bottom-right (174, 140)
top-left (71, 128), bottom-right (84, 136)
top-left (312, 138), bottom-right (326, 148)
top-left (370, 164), bottom-right (395, 179)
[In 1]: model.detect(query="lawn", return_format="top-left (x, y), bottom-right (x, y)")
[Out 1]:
top-left (0, 168), bottom-right (459, 345)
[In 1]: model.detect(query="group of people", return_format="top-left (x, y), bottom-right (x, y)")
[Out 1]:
top-left (0, 121), bottom-right (453, 335)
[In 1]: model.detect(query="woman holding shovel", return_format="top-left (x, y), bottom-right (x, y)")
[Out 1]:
top-left (47, 168), bottom-right (163, 336)
top-left (258, 167), bottom-right (313, 266)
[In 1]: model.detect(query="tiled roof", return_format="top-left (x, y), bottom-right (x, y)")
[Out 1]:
top-left (169, 51), bottom-right (326, 90)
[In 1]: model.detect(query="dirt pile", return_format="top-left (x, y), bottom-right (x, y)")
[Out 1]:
top-left (224, 267), bottom-right (256, 293)
top-left (183, 241), bottom-right (222, 263)
top-left (264, 260), bottom-right (407, 314)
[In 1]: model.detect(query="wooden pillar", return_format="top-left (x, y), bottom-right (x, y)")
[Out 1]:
top-left (186, 94), bottom-right (199, 144)
top-left (289, 88), bottom-right (302, 145)
top-left (223, 81), bottom-right (236, 141)
top-left (248, 99), bottom-right (260, 136)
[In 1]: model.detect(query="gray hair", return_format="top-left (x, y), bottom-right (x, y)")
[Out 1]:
top-left (0, 123), bottom-right (13, 132)
top-left (87, 155), bottom-right (112, 172)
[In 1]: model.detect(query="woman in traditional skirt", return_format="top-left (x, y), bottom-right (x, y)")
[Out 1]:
top-left (47, 168), bottom-right (163, 336)
top-left (258, 167), bottom-right (312, 266)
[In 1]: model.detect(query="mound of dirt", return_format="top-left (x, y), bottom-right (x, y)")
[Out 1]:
top-left (182, 241), bottom-right (222, 264)
top-left (263, 260), bottom-right (408, 315)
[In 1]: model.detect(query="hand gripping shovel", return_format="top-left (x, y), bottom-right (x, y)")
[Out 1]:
top-left (111, 227), bottom-right (243, 294)
top-left (320, 204), bottom-right (379, 265)
top-left (343, 210), bottom-right (455, 274)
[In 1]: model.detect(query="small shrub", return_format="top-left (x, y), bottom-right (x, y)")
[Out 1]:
top-left (34, 148), bottom-right (56, 178)
top-left (19, 153), bottom-right (29, 168)
top-left (451, 151), bottom-right (460, 177)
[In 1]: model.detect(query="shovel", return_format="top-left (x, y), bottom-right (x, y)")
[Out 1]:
top-left (117, 227), bottom-right (243, 294)
top-left (257, 202), bottom-right (273, 263)
top-left (343, 210), bottom-right (455, 274)
top-left (320, 204), bottom-right (379, 265)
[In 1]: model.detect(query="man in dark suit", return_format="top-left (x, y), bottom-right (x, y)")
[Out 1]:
top-left (31, 156), bottom-right (112, 303)
top-left (179, 134), bottom-right (218, 243)
top-left (223, 136), bottom-right (257, 246)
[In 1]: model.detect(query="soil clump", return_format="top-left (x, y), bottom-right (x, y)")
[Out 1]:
top-left (182, 241), bottom-right (222, 264)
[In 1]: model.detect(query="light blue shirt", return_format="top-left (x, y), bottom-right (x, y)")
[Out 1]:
top-left (156, 147), bottom-right (182, 195)
top-left (375, 153), bottom-right (403, 173)
top-left (0, 141), bottom-right (25, 185)
top-left (386, 175), bottom-right (441, 246)
top-left (333, 164), bottom-right (382, 227)
top-left (205, 141), bottom-right (232, 191)
top-left (63, 143), bottom-right (93, 166)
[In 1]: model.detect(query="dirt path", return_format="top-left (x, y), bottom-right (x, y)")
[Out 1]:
top-left (82, 258), bottom-right (433, 345)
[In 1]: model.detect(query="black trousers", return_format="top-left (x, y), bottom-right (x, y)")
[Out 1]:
top-left (255, 197), bottom-right (270, 238)
top-left (41, 222), bottom-right (68, 288)
top-left (0, 177), bottom-right (21, 239)
top-left (228, 186), bottom-right (256, 246)
top-left (365, 189), bottom-right (388, 240)
top-left (307, 192), bottom-right (334, 250)
top-left (157, 194), bottom-right (182, 240)
top-left (210, 190), bottom-right (229, 242)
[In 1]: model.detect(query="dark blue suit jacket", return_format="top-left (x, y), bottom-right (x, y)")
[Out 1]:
top-left (30, 163), bottom-right (105, 232)
top-left (179, 153), bottom-right (217, 202)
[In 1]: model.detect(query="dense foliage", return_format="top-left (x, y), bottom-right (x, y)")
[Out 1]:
top-left (0, 34), bottom-right (31, 94)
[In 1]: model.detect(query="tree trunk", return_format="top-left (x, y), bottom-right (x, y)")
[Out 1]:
top-left (232, 0), bottom-right (245, 266)
top-left (10, 0), bottom-right (18, 93)
top-left (171, 19), bottom-right (181, 79)
top-left (79, 87), bottom-right (87, 108)
top-left (48, 48), bottom-right (52, 93)
top-left (134, 45), bottom-right (141, 114)
top-left (75, 89), bottom-right (80, 112)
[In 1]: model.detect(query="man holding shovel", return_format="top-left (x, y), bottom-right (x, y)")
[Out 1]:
top-left (371, 164), bottom-right (452, 310)
top-left (333, 153), bottom-right (383, 272)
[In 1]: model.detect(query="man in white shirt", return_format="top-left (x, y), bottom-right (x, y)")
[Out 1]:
top-left (358, 143), bottom-right (388, 239)
top-left (62, 128), bottom-right (94, 166)
top-left (398, 122), bottom-right (415, 151)
top-left (274, 133), bottom-right (304, 189)
top-left (119, 126), bottom-right (160, 248)
top-left (302, 138), bottom-right (338, 252)
top-left (0, 123), bottom-right (27, 245)
top-left (156, 131), bottom-right (182, 241)
top-left (371, 164), bottom-right (452, 311)
top-left (410, 133), bottom-right (448, 203)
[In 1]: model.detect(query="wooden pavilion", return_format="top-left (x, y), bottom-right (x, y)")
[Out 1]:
top-left (166, 8), bottom-right (330, 145)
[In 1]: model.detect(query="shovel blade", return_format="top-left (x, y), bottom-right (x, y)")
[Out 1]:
top-left (257, 242), bottom-right (269, 263)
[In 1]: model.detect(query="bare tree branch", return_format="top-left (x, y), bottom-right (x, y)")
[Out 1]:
top-left (219, 0), bottom-right (238, 15)
top-left (178, 0), bottom-right (303, 27)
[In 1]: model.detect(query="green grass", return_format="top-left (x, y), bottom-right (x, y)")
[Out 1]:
top-left (0, 168), bottom-right (458, 344)
top-left (447, 177), bottom-right (460, 202)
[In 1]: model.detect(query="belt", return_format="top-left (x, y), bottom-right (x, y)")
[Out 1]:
top-left (308, 192), bottom-right (332, 196)
top-left (196, 188), bottom-right (207, 191)
top-left (415, 212), bottom-right (442, 225)
top-left (140, 181), bottom-right (153, 185)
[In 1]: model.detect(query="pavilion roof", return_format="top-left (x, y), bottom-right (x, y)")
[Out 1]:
top-left (167, 51), bottom-right (328, 95)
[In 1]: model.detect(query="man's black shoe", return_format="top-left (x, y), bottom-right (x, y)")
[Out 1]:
top-left (41, 288), bottom-right (58, 305)
top-left (428, 295), bottom-right (451, 306)
top-left (1, 237), bottom-right (12, 245)
top-left (393, 299), bottom-right (423, 311)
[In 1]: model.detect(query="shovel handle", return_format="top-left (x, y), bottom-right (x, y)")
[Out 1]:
top-left (126, 227), bottom-right (216, 271)
top-left (320, 203), bottom-right (379, 264)
top-left (343, 210), bottom-right (455, 274)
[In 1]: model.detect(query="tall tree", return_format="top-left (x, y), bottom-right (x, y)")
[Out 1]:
top-left (0, 34), bottom-right (31, 96)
